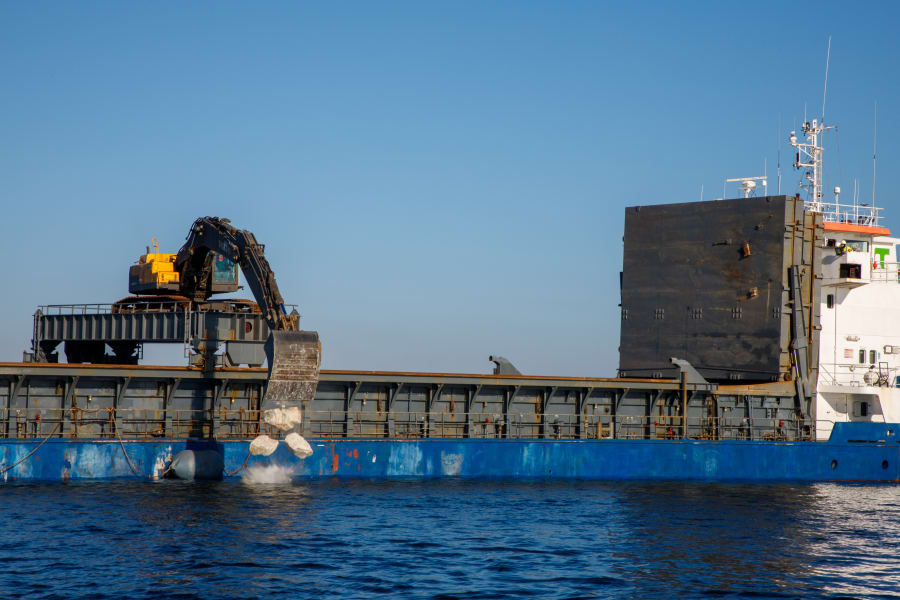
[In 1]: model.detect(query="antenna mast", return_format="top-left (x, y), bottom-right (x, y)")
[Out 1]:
top-left (777, 114), bottom-right (782, 194)
top-left (822, 36), bottom-right (831, 122)
top-left (873, 100), bottom-right (877, 207)
top-left (790, 37), bottom-right (836, 212)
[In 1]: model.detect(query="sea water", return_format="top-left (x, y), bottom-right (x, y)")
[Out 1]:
top-left (0, 480), bottom-right (898, 599)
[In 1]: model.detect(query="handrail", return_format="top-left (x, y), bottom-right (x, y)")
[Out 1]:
top-left (818, 362), bottom-right (897, 387)
top-left (0, 407), bottom-right (816, 442)
top-left (869, 261), bottom-right (900, 283)
top-left (817, 201), bottom-right (883, 227)
top-left (35, 302), bottom-right (299, 315)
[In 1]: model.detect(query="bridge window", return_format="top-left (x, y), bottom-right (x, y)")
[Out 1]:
top-left (870, 350), bottom-right (877, 364)
top-left (840, 264), bottom-right (862, 278)
top-left (826, 294), bottom-right (834, 309)
top-left (859, 349), bottom-right (866, 364)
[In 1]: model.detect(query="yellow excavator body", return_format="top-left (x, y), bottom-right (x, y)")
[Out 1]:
top-left (128, 239), bottom-right (182, 295)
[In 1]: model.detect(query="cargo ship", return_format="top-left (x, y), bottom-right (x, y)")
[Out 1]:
top-left (2, 119), bottom-right (899, 483)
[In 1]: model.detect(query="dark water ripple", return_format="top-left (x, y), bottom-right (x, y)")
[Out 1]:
top-left (0, 480), bottom-right (899, 599)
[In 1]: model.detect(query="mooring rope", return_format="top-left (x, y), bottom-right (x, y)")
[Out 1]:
top-left (0, 421), bottom-right (62, 476)
top-left (113, 418), bottom-right (172, 480)
top-left (224, 450), bottom-right (252, 476)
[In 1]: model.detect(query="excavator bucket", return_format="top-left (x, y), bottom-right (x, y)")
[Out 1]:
top-left (262, 330), bottom-right (321, 421)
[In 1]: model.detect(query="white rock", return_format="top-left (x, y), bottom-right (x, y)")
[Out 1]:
top-left (263, 406), bottom-right (303, 431)
top-left (284, 432), bottom-right (313, 459)
top-left (249, 434), bottom-right (279, 456)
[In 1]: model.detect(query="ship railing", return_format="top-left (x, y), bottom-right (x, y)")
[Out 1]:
top-left (35, 301), bottom-right (191, 315)
top-left (34, 301), bottom-right (300, 315)
top-left (611, 414), bottom-right (813, 441)
top-left (868, 261), bottom-right (900, 284)
top-left (818, 362), bottom-right (897, 387)
top-left (0, 407), bottom-right (816, 442)
top-left (0, 406), bottom-right (266, 440)
top-left (37, 303), bottom-right (119, 315)
top-left (304, 410), bottom-right (683, 440)
top-left (816, 201), bottom-right (883, 227)
top-left (269, 411), bottom-right (816, 442)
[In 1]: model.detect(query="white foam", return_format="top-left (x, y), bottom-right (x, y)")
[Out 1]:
top-left (240, 463), bottom-right (296, 484)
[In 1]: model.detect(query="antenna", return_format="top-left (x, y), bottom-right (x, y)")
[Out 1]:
top-left (725, 176), bottom-right (767, 199)
top-left (700, 184), bottom-right (704, 202)
top-left (822, 36), bottom-right (831, 122)
top-left (790, 38), bottom-right (837, 211)
top-left (777, 114), bottom-right (782, 194)
top-left (873, 100), bottom-right (877, 207)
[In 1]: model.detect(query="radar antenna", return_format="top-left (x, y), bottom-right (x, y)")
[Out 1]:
top-left (725, 176), bottom-right (767, 199)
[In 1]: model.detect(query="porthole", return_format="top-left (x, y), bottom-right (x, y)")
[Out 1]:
top-left (830, 459), bottom-right (838, 470)
top-left (882, 460), bottom-right (889, 470)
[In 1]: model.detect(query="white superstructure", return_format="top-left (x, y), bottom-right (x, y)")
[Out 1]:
top-left (815, 215), bottom-right (900, 439)
top-left (793, 122), bottom-right (900, 440)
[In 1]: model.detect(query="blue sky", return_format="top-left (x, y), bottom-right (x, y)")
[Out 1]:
top-left (1, 2), bottom-right (898, 375)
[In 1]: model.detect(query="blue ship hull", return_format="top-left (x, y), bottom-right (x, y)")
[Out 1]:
top-left (1, 423), bottom-right (898, 483)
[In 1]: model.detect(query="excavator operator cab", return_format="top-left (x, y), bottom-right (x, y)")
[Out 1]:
top-left (212, 254), bottom-right (239, 286)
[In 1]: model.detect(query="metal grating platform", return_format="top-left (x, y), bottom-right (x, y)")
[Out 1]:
top-left (30, 302), bottom-right (276, 367)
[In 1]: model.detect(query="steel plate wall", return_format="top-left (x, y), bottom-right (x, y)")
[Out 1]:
top-left (618, 195), bottom-right (820, 383)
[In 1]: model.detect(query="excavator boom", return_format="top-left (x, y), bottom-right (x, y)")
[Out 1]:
top-left (174, 217), bottom-right (296, 330)
top-left (173, 217), bottom-right (321, 415)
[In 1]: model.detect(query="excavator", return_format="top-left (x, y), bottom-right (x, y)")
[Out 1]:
top-left (126, 217), bottom-right (321, 421)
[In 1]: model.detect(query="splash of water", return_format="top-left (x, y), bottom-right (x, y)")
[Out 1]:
top-left (240, 463), bottom-right (296, 484)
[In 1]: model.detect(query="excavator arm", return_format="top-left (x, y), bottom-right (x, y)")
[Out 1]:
top-left (174, 217), bottom-right (296, 331)
top-left (174, 217), bottom-right (321, 419)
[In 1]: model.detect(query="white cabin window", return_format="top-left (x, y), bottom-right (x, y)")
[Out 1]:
top-left (826, 294), bottom-right (834, 308)
top-left (859, 349), bottom-right (866, 364)
top-left (840, 264), bottom-right (862, 278)
top-left (870, 350), bottom-right (877, 364)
